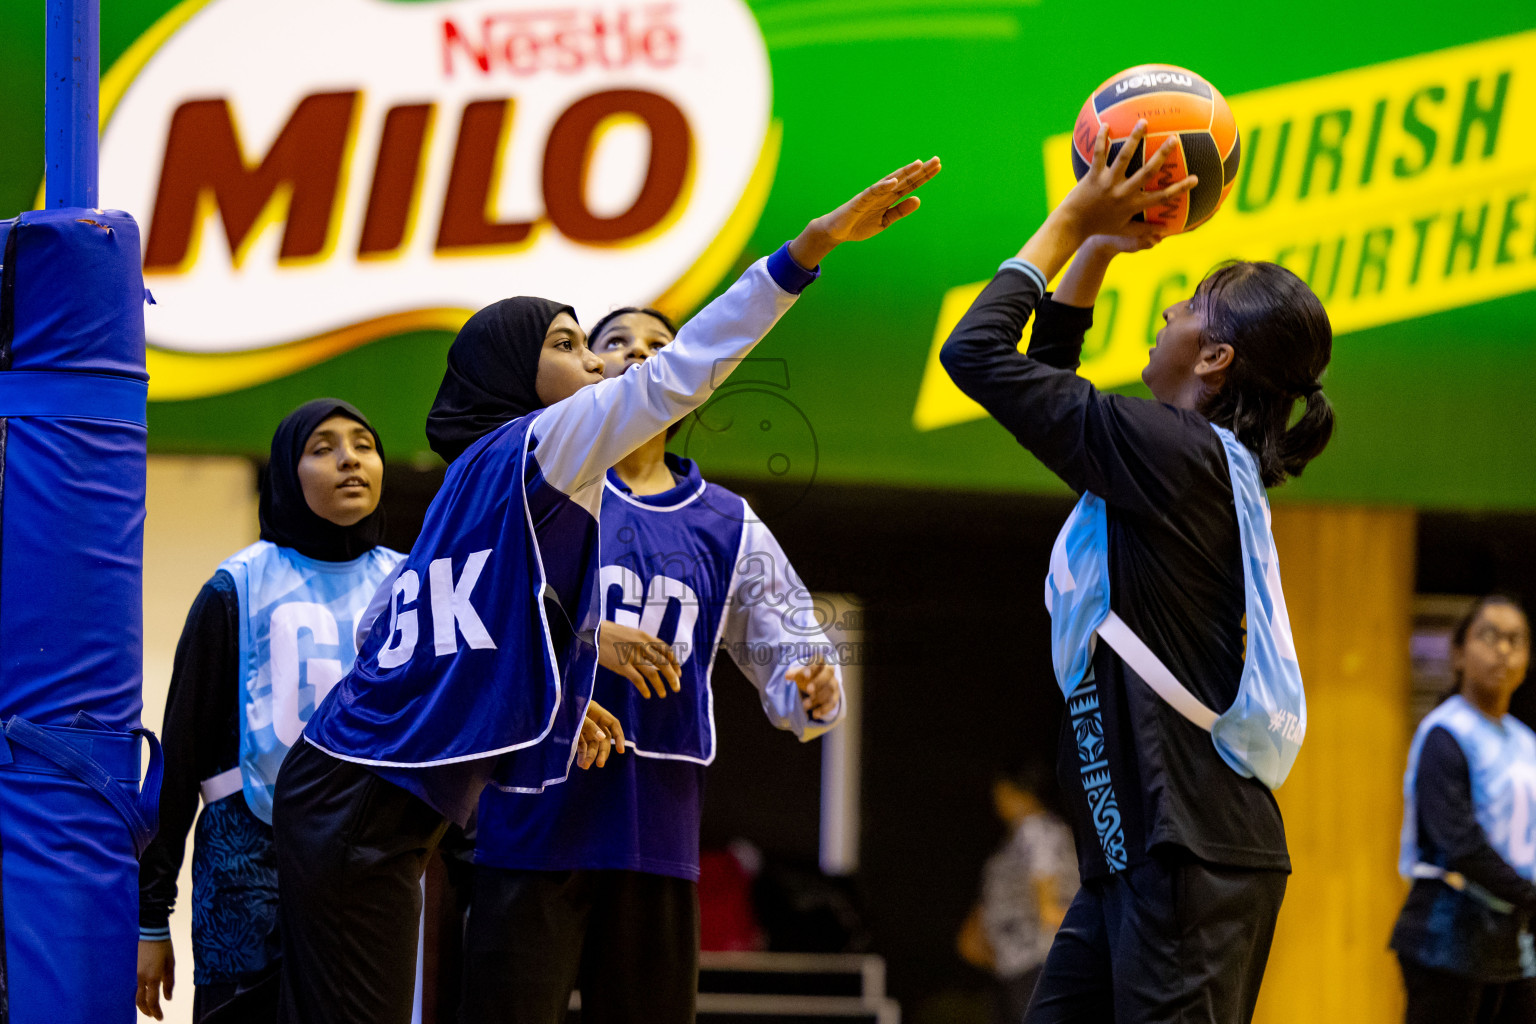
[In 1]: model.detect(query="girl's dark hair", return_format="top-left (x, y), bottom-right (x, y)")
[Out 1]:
top-left (1196, 261), bottom-right (1335, 487)
top-left (1443, 592), bottom-right (1529, 699)
top-left (588, 306), bottom-right (677, 347)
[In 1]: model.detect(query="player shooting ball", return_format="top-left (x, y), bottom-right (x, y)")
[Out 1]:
top-left (942, 118), bottom-right (1333, 1023)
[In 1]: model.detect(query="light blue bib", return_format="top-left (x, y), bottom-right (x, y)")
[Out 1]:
top-left (1401, 694), bottom-right (1536, 883)
top-left (220, 541), bottom-right (403, 822)
top-left (1045, 423), bottom-right (1306, 791)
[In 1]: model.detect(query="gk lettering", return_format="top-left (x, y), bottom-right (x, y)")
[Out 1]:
top-left (378, 550), bottom-right (498, 667)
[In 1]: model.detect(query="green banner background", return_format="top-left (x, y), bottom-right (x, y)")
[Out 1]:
top-left (2, 0), bottom-right (1533, 509)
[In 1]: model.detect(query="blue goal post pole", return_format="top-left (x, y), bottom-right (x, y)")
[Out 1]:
top-left (44, 0), bottom-right (99, 210)
top-left (0, 6), bottom-right (156, 1023)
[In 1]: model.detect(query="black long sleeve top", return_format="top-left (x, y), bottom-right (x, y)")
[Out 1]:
top-left (138, 572), bottom-right (242, 939)
top-left (940, 264), bottom-right (1289, 881)
top-left (1392, 725), bottom-right (1536, 981)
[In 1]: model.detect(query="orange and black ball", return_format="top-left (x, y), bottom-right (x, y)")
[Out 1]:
top-left (1072, 64), bottom-right (1240, 234)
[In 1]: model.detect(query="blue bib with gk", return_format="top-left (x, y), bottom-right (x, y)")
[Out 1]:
top-left (1401, 695), bottom-right (1536, 882)
top-left (305, 411), bottom-right (604, 794)
top-left (1045, 423), bottom-right (1306, 790)
top-left (221, 540), bottom-right (403, 823)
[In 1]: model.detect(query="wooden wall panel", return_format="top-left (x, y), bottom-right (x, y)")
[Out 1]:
top-left (1253, 505), bottom-right (1416, 1024)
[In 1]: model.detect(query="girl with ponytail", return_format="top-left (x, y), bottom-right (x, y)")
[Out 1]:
top-left (941, 120), bottom-right (1334, 1023)
top-left (1183, 259), bottom-right (1334, 488)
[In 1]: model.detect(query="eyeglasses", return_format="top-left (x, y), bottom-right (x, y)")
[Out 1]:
top-left (1470, 624), bottom-right (1531, 652)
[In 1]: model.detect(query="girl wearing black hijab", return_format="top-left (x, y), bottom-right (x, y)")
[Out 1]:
top-left (136, 399), bottom-right (404, 1024)
top-left (274, 159), bottom-right (941, 1024)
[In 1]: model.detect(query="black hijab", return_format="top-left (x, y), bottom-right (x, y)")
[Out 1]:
top-left (426, 297), bottom-right (575, 463)
top-left (259, 398), bottom-right (387, 562)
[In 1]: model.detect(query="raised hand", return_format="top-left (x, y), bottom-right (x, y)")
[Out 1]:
top-left (598, 621), bottom-right (682, 699)
top-left (789, 157), bottom-right (942, 268)
top-left (787, 653), bottom-right (840, 722)
top-left (1084, 223), bottom-right (1166, 255)
top-left (1019, 120), bottom-right (1195, 282)
top-left (1061, 120), bottom-right (1197, 239)
top-left (576, 698), bottom-right (626, 769)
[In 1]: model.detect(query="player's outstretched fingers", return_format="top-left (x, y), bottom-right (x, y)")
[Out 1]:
top-left (892, 156), bottom-right (942, 198)
top-left (1109, 119), bottom-right (1148, 178)
top-left (874, 159), bottom-right (924, 192)
top-left (1086, 124), bottom-right (1110, 175)
top-left (1132, 135), bottom-right (1178, 182)
top-left (1142, 174), bottom-right (1199, 209)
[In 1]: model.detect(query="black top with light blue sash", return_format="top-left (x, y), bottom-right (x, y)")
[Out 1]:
top-left (941, 265), bottom-right (1290, 881)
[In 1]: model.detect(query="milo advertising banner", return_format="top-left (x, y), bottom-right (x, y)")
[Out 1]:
top-left (0, 1), bottom-right (1532, 507)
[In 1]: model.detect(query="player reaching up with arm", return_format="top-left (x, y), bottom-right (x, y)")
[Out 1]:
top-left (272, 157), bottom-right (938, 1024)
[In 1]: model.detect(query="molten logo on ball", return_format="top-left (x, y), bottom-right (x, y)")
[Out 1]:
top-left (1072, 63), bottom-right (1241, 235)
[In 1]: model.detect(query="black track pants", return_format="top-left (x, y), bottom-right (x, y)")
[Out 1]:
top-left (460, 866), bottom-right (700, 1024)
top-left (272, 740), bottom-right (449, 1024)
top-left (1026, 851), bottom-right (1286, 1024)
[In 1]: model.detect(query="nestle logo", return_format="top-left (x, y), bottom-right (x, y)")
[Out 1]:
top-left (1115, 72), bottom-right (1193, 94)
top-left (442, 5), bottom-right (680, 77)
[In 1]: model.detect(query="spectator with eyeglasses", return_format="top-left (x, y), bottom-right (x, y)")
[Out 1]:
top-left (1394, 593), bottom-right (1536, 1024)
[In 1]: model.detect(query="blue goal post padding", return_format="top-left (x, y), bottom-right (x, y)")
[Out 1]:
top-left (0, 208), bottom-right (155, 1024)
